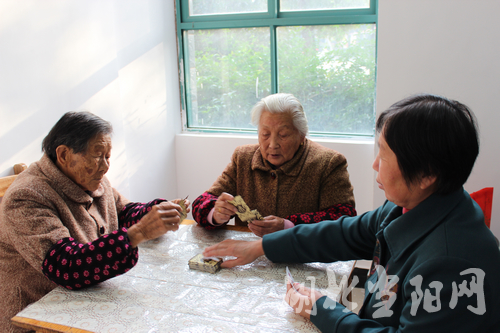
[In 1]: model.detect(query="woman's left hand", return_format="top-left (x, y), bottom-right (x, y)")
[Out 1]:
top-left (285, 281), bottom-right (324, 320)
top-left (127, 201), bottom-right (183, 247)
top-left (248, 215), bottom-right (284, 237)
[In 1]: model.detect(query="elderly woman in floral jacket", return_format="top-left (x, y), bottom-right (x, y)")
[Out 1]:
top-left (0, 111), bottom-right (189, 333)
top-left (192, 93), bottom-right (356, 237)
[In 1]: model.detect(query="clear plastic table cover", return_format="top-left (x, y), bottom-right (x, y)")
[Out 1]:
top-left (16, 225), bottom-right (355, 333)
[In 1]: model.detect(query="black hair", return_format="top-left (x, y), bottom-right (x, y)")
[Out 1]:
top-left (376, 94), bottom-right (479, 195)
top-left (42, 111), bottom-right (113, 162)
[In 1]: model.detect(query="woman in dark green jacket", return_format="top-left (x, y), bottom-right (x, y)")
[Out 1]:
top-left (203, 94), bottom-right (500, 332)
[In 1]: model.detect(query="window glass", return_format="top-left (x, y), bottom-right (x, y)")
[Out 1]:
top-left (185, 28), bottom-right (271, 130)
top-left (277, 24), bottom-right (376, 135)
top-left (280, 0), bottom-right (370, 11)
top-left (189, 0), bottom-right (267, 16)
top-left (178, 0), bottom-right (377, 136)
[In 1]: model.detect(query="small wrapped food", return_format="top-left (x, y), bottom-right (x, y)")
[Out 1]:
top-left (179, 195), bottom-right (189, 222)
top-left (188, 254), bottom-right (223, 274)
top-left (228, 195), bottom-right (264, 223)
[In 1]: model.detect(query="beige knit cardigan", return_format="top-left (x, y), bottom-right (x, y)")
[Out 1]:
top-left (0, 154), bottom-right (129, 332)
top-left (208, 138), bottom-right (355, 225)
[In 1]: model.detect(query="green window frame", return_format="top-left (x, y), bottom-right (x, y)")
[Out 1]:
top-left (175, 0), bottom-right (378, 137)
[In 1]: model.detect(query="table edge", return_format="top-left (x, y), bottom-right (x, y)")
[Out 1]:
top-left (181, 219), bottom-right (251, 232)
top-left (11, 316), bottom-right (94, 333)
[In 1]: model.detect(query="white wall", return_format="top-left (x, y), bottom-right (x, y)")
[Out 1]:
top-left (0, 0), bottom-right (181, 202)
top-left (1, 0), bottom-right (499, 239)
top-left (376, 0), bottom-right (500, 239)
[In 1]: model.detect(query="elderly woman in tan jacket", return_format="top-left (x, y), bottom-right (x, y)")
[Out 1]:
top-left (193, 93), bottom-right (356, 237)
top-left (0, 112), bottom-right (189, 333)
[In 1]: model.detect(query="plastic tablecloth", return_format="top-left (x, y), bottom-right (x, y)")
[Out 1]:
top-left (16, 225), bottom-right (355, 333)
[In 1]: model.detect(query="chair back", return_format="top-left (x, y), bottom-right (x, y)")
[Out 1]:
top-left (0, 163), bottom-right (27, 198)
top-left (470, 187), bottom-right (494, 228)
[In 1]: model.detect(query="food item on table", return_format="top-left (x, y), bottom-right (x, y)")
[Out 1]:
top-left (228, 195), bottom-right (264, 223)
top-left (188, 254), bottom-right (223, 273)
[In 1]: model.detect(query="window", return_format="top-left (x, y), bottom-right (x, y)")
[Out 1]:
top-left (176, 0), bottom-right (377, 137)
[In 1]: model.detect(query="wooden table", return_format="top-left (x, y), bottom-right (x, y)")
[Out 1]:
top-left (12, 221), bottom-right (355, 333)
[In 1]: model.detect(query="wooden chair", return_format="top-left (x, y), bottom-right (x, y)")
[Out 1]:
top-left (0, 163), bottom-right (28, 198)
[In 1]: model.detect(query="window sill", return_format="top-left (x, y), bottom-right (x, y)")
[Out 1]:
top-left (177, 132), bottom-right (374, 145)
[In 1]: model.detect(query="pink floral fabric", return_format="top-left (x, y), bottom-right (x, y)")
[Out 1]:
top-left (192, 191), bottom-right (356, 229)
top-left (41, 199), bottom-right (165, 289)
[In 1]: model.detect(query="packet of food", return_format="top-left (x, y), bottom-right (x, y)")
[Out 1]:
top-left (228, 195), bottom-right (264, 223)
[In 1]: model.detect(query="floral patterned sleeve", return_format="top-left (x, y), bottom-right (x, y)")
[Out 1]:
top-left (41, 198), bottom-right (166, 290)
top-left (41, 229), bottom-right (137, 290)
top-left (118, 198), bottom-right (167, 228)
top-left (192, 192), bottom-right (221, 230)
top-left (286, 203), bottom-right (356, 225)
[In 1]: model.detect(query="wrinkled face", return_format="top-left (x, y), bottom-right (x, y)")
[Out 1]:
top-left (62, 133), bottom-right (112, 192)
top-left (258, 111), bottom-right (304, 168)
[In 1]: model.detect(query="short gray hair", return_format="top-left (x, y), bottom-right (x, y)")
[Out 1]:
top-left (251, 93), bottom-right (309, 137)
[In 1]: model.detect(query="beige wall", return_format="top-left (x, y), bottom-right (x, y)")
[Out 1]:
top-left (0, 0), bottom-right (181, 202)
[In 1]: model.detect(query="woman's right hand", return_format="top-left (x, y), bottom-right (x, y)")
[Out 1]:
top-left (127, 201), bottom-right (182, 247)
top-left (213, 192), bottom-right (238, 225)
top-left (203, 239), bottom-right (264, 268)
top-left (285, 281), bottom-right (324, 320)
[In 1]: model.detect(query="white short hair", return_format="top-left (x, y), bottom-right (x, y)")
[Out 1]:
top-left (250, 93), bottom-right (309, 137)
